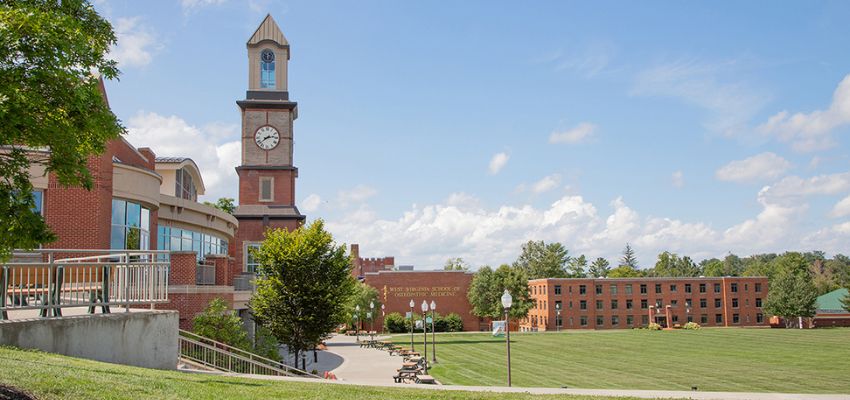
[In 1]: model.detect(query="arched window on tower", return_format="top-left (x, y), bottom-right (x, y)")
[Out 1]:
top-left (260, 49), bottom-right (275, 88)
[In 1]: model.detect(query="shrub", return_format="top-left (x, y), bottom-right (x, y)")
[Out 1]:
top-left (683, 321), bottom-right (701, 330)
top-left (444, 313), bottom-right (464, 332)
top-left (384, 312), bottom-right (407, 333)
top-left (647, 322), bottom-right (662, 331)
top-left (193, 298), bottom-right (251, 350)
top-left (253, 326), bottom-right (281, 361)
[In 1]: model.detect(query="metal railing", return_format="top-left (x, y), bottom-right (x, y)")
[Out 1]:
top-left (233, 274), bottom-right (255, 291)
top-left (178, 330), bottom-right (321, 378)
top-left (1, 249), bottom-right (170, 320)
top-left (196, 260), bottom-right (216, 286)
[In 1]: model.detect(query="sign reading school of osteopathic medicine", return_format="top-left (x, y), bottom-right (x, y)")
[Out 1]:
top-left (363, 270), bottom-right (484, 332)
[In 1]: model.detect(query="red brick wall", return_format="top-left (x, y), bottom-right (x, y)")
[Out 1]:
top-left (231, 217), bottom-right (299, 275)
top-left (523, 277), bottom-right (770, 331)
top-left (156, 291), bottom-right (235, 331)
top-left (207, 254), bottom-right (233, 286)
top-left (237, 169), bottom-right (296, 206)
top-left (364, 271), bottom-right (483, 331)
top-left (169, 251), bottom-right (198, 285)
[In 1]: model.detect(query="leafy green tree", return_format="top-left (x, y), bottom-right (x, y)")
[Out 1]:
top-left (468, 264), bottom-right (532, 319)
top-left (764, 270), bottom-right (818, 328)
top-left (619, 243), bottom-right (638, 269)
top-left (566, 254), bottom-right (588, 277)
top-left (588, 257), bottom-right (611, 278)
top-left (607, 264), bottom-right (643, 278)
top-left (344, 281), bottom-right (381, 330)
top-left (203, 197), bottom-right (235, 214)
top-left (443, 257), bottom-right (469, 271)
top-left (841, 289), bottom-right (850, 313)
top-left (0, 0), bottom-right (124, 260)
top-left (192, 298), bottom-right (251, 351)
top-left (513, 240), bottom-right (570, 279)
top-left (250, 220), bottom-right (356, 371)
top-left (649, 252), bottom-right (700, 277)
top-left (700, 258), bottom-right (724, 276)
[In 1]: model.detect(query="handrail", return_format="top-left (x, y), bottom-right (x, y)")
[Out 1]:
top-left (178, 330), bottom-right (322, 378)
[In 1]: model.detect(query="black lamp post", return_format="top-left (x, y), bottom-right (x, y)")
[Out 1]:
top-left (353, 312), bottom-right (359, 343)
top-left (409, 299), bottom-right (415, 351)
top-left (381, 304), bottom-right (386, 334)
top-left (355, 304), bottom-right (361, 343)
top-left (370, 300), bottom-right (375, 342)
top-left (421, 300), bottom-right (429, 371)
top-left (430, 300), bottom-right (437, 363)
top-left (501, 289), bottom-right (513, 387)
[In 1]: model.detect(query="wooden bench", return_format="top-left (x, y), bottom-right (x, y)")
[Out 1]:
top-left (415, 375), bottom-right (437, 384)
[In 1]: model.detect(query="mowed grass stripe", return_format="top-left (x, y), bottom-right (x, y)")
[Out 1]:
top-left (392, 328), bottom-right (850, 393)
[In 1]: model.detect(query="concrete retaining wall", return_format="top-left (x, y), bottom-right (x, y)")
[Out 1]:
top-left (0, 310), bottom-right (178, 370)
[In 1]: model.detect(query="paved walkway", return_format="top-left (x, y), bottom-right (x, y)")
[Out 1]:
top-left (324, 333), bottom-right (401, 385)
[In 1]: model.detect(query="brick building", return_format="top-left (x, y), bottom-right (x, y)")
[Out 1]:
top-left (521, 277), bottom-right (769, 331)
top-left (363, 270), bottom-right (487, 332)
top-left (350, 244), bottom-right (395, 279)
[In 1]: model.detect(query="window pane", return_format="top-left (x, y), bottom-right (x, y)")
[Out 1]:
top-left (141, 208), bottom-right (150, 232)
top-left (110, 225), bottom-right (125, 249)
top-left (126, 227), bottom-right (141, 250)
top-left (126, 202), bottom-right (141, 228)
top-left (111, 199), bottom-right (126, 225)
top-left (32, 191), bottom-right (44, 214)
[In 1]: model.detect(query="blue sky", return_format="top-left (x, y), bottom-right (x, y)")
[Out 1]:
top-left (97, 0), bottom-right (850, 269)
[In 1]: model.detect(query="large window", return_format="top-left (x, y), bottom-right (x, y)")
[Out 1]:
top-left (111, 199), bottom-right (150, 251)
top-left (157, 225), bottom-right (228, 260)
top-left (175, 167), bottom-right (197, 201)
top-left (32, 190), bottom-right (44, 215)
top-left (245, 243), bottom-right (261, 273)
top-left (260, 49), bottom-right (275, 88)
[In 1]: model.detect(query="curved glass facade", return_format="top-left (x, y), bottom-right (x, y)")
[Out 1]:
top-left (157, 225), bottom-right (228, 260)
top-left (111, 199), bottom-right (151, 250)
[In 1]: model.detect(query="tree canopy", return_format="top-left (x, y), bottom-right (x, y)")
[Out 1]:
top-left (607, 264), bottom-right (643, 278)
top-left (443, 257), bottom-right (470, 271)
top-left (249, 220), bottom-right (356, 370)
top-left (467, 264), bottom-right (532, 319)
top-left (512, 240), bottom-right (570, 279)
top-left (763, 269), bottom-right (818, 328)
top-left (619, 243), bottom-right (638, 269)
top-left (588, 257), bottom-right (611, 278)
top-left (203, 197), bottom-right (235, 214)
top-left (0, 0), bottom-right (124, 260)
top-left (192, 298), bottom-right (250, 351)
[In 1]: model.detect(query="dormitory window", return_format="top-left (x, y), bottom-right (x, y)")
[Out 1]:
top-left (625, 284), bottom-right (633, 294)
top-left (714, 283), bottom-right (721, 293)
top-left (157, 226), bottom-right (228, 260)
top-left (259, 177), bottom-right (274, 201)
top-left (245, 243), bottom-right (261, 273)
top-left (655, 284), bottom-right (662, 294)
top-left (731, 283), bottom-right (738, 293)
top-left (260, 49), bottom-right (275, 88)
top-left (640, 284), bottom-right (647, 294)
top-left (554, 285), bottom-right (562, 295)
top-left (756, 298), bottom-right (763, 307)
top-left (610, 284), bottom-right (618, 295)
top-left (579, 285), bottom-right (587, 295)
top-left (755, 283), bottom-right (762, 292)
top-left (111, 199), bottom-right (150, 251)
top-left (699, 283), bottom-right (706, 293)
top-left (595, 284), bottom-right (603, 295)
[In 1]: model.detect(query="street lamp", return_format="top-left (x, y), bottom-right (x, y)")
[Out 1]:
top-left (367, 311), bottom-right (373, 344)
top-left (501, 289), bottom-right (513, 387)
top-left (409, 299), bottom-right (415, 351)
top-left (556, 302), bottom-right (561, 332)
top-left (421, 300), bottom-right (429, 372)
top-left (370, 301), bottom-right (375, 342)
top-left (381, 304), bottom-right (386, 334)
top-left (355, 304), bottom-right (361, 343)
top-left (353, 313), bottom-right (359, 343)
top-left (430, 300), bottom-right (437, 363)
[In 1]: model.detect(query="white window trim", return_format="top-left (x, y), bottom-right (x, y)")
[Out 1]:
top-left (244, 241), bottom-right (261, 273)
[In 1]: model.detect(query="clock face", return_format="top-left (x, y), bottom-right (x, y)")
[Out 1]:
top-left (254, 126), bottom-right (280, 150)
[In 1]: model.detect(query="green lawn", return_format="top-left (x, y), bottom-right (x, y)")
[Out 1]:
top-left (395, 328), bottom-right (850, 393)
top-left (0, 346), bottom-right (636, 400)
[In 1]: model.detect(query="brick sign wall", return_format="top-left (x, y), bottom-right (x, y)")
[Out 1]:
top-left (363, 271), bottom-right (484, 332)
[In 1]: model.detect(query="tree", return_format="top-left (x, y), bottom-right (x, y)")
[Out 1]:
top-left (468, 264), bottom-right (532, 319)
top-left (344, 281), bottom-right (381, 330)
top-left (648, 252), bottom-right (700, 277)
top-left (588, 257), bottom-right (611, 278)
top-left (443, 257), bottom-right (469, 271)
top-left (513, 240), bottom-right (570, 279)
top-left (842, 289), bottom-right (850, 313)
top-left (566, 254), bottom-right (588, 278)
top-left (619, 243), bottom-right (638, 269)
top-left (203, 197), bottom-right (235, 214)
top-left (607, 264), bottom-right (643, 278)
top-left (763, 270), bottom-right (818, 328)
top-left (192, 298), bottom-right (251, 351)
top-left (0, 0), bottom-right (124, 260)
top-left (250, 220), bottom-right (356, 370)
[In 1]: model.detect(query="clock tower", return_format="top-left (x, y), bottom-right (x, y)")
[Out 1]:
top-left (233, 15), bottom-right (305, 274)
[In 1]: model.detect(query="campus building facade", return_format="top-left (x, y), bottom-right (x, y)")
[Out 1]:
top-left (521, 277), bottom-right (769, 331)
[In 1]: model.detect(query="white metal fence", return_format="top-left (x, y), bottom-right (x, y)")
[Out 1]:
top-left (1, 249), bottom-right (169, 319)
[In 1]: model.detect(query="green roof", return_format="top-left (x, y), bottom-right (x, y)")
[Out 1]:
top-left (816, 288), bottom-right (849, 313)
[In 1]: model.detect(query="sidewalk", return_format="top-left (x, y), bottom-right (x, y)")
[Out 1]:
top-left (324, 333), bottom-right (402, 385)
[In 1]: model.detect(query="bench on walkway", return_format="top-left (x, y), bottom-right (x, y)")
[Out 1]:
top-left (415, 375), bottom-right (436, 384)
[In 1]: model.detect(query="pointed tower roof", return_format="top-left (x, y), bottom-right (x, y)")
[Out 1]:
top-left (247, 14), bottom-right (288, 47)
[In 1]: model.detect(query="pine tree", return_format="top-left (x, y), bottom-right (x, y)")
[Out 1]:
top-left (620, 243), bottom-right (638, 269)
top-left (589, 257), bottom-right (611, 278)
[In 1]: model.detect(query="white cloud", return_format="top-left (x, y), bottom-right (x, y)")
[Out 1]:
top-left (125, 111), bottom-right (239, 201)
top-left (671, 171), bottom-right (684, 188)
top-left (488, 152), bottom-right (509, 175)
top-left (549, 122), bottom-right (597, 144)
top-left (337, 185), bottom-right (377, 206)
top-left (324, 185), bottom-right (829, 269)
top-left (181, 0), bottom-right (227, 12)
top-left (109, 17), bottom-right (159, 68)
top-left (301, 194), bottom-right (322, 213)
top-left (759, 74), bottom-right (850, 152)
top-left (760, 171), bottom-right (850, 205)
top-left (632, 59), bottom-right (767, 136)
top-left (531, 174), bottom-right (561, 194)
top-left (831, 194), bottom-right (850, 218)
top-left (715, 152), bottom-right (792, 183)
